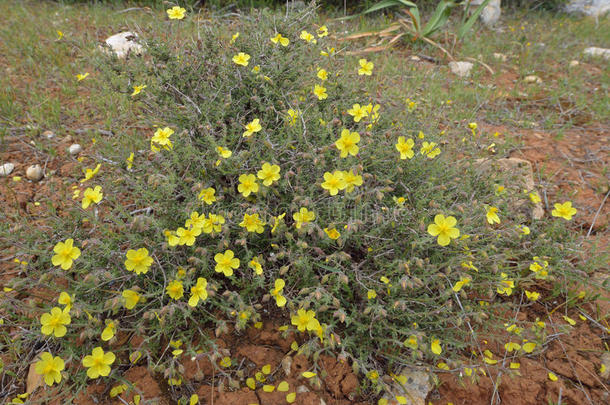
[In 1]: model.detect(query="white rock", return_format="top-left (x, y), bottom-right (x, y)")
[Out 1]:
top-left (469, 0), bottom-right (501, 26)
top-left (296, 385), bottom-right (310, 393)
top-left (410, 55), bottom-right (421, 61)
top-left (566, 0), bottom-right (610, 17)
top-left (569, 60), bottom-right (580, 67)
top-left (493, 52), bottom-right (508, 62)
top-left (449, 61), bottom-right (474, 78)
top-left (26, 165), bottom-right (43, 182)
top-left (524, 75), bottom-right (543, 84)
top-left (68, 144), bottom-right (82, 155)
top-left (584, 47), bottom-right (610, 60)
top-left (42, 130), bottom-right (55, 139)
top-left (102, 32), bottom-right (143, 59)
top-left (0, 162), bottom-right (15, 177)
top-left (383, 368), bottom-right (431, 405)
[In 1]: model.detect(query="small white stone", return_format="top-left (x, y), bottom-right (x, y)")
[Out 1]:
top-left (102, 32), bottom-right (143, 59)
top-left (493, 52), bottom-right (508, 62)
top-left (26, 165), bottom-right (44, 182)
top-left (410, 55), bottom-right (421, 61)
top-left (296, 385), bottom-right (310, 393)
top-left (569, 60), bottom-right (580, 67)
top-left (68, 144), bottom-right (82, 155)
top-left (524, 75), bottom-right (542, 84)
top-left (0, 162), bottom-right (15, 177)
top-left (449, 61), bottom-right (474, 78)
top-left (584, 47), bottom-right (610, 60)
top-left (42, 130), bottom-right (55, 139)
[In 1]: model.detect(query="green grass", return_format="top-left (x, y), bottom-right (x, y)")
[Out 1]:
top-left (0, 1), bottom-right (608, 403)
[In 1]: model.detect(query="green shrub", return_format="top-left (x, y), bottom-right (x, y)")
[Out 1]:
top-left (1, 3), bottom-right (587, 402)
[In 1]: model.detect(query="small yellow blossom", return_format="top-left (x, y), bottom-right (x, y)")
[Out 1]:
top-left (238, 174), bottom-right (259, 197)
top-left (358, 59), bottom-right (374, 75)
top-left (271, 278), bottom-right (287, 307)
top-left (214, 249), bottom-right (240, 277)
top-left (300, 30), bottom-right (316, 43)
top-left (233, 52), bottom-right (251, 66)
top-left (291, 309), bottom-right (318, 332)
top-left (198, 187), bottom-right (216, 205)
top-left (552, 201), bottom-right (577, 220)
top-left (271, 33), bottom-right (289, 46)
top-left (293, 207), bottom-right (315, 229)
top-left (243, 118), bottom-right (262, 137)
top-left (249, 257), bottom-right (263, 275)
top-left (82, 347), bottom-right (115, 379)
top-left (313, 84), bottom-right (327, 100)
top-left (486, 206), bottom-right (501, 225)
top-left (257, 163), bottom-right (281, 186)
top-left (34, 352), bottom-right (64, 386)
top-left (395, 137), bottom-right (415, 159)
top-left (101, 319), bottom-right (116, 341)
top-left (80, 164), bottom-right (101, 183)
top-left (317, 68), bottom-right (328, 81)
top-left (324, 227), bottom-right (341, 240)
top-left (40, 307), bottom-right (71, 337)
top-left (131, 85), bottom-right (146, 97)
top-left (82, 186), bottom-right (103, 209)
top-left (347, 104), bottom-right (368, 122)
top-left (321, 171), bottom-right (347, 196)
top-left (427, 214), bottom-right (460, 246)
top-left (188, 277), bottom-right (208, 307)
top-left (167, 6), bottom-right (186, 20)
top-left (52, 239), bottom-right (81, 270)
top-left (335, 128), bottom-right (360, 157)
top-left (420, 141), bottom-right (441, 158)
top-left (124, 248), bottom-right (153, 275)
top-left (240, 213), bottom-right (265, 233)
top-left (317, 25), bottom-right (328, 37)
top-left (76, 73), bottom-right (89, 81)
top-left (122, 289), bottom-right (140, 309)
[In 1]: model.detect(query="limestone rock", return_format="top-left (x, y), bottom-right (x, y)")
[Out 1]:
top-left (524, 75), bottom-right (542, 84)
top-left (68, 144), bottom-right (82, 155)
top-left (0, 162), bottom-right (15, 177)
top-left (383, 368), bottom-right (431, 405)
top-left (493, 52), bottom-right (508, 62)
top-left (566, 0), bottom-right (610, 17)
top-left (584, 47), bottom-right (610, 60)
top-left (475, 157), bottom-right (544, 220)
top-left (42, 130), bottom-right (55, 139)
top-left (26, 164), bottom-right (44, 182)
top-left (102, 32), bottom-right (143, 59)
top-left (449, 61), bottom-right (474, 78)
top-left (469, 0), bottom-right (501, 26)
top-left (569, 60), bottom-right (580, 67)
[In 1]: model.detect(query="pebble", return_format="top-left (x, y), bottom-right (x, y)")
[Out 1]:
top-left (68, 143), bottom-right (82, 155)
top-left (524, 75), bottom-right (543, 84)
top-left (583, 47), bottom-right (610, 60)
top-left (493, 52), bottom-right (508, 62)
top-left (0, 162), bottom-right (15, 177)
top-left (42, 130), bottom-right (55, 139)
top-left (26, 165), bottom-right (44, 182)
top-left (569, 60), bottom-right (580, 67)
top-left (449, 61), bottom-right (474, 78)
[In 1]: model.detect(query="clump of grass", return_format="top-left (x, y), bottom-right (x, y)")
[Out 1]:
top-left (1, 4), bottom-right (596, 403)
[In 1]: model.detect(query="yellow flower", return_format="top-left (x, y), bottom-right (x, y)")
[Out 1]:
top-left (335, 128), bottom-right (360, 157)
top-left (293, 207), bottom-right (315, 229)
top-left (80, 163), bottom-right (101, 183)
top-left (300, 30), bottom-right (316, 43)
top-left (271, 278), bottom-right (287, 307)
top-left (271, 33), bottom-right (289, 46)
top-left (504, 342), bottom-right (521, 352)
top-left (131, 84), bottom-right (147, 97)
top-left (395, 137), bottom-right (414, 159)
top-left (394, 196), bottom-right (406, 205)
top-left (233, 52), bottom-right (251, 66)
top-left (291, 309), bottom-right (318, 332)
top-left (101, 319), bottom-right (116, 341)
top-left (58, 291), bottom-right (74, 310)
top-left (240, 213), bottom-right (265, 233)
top-left (82, 185), bottom-right (103, 209)
top-left (167, 6), bottom-right (186, 20)
top-left (343, 170), bottom-right (363, 192)
top-left (214, 249), bottom-right (240, 277)
top-left (486, 206), bottom-right (501, 225)
top-left (286, 109), bottom-right (299, 126)
top-left (404, 335), bottom-right (418, 349)
top-left (257, 162), bottom-right (281, 186)
top-left (347, 104), bottom-right (368, 122)
top-left (176, 226), bottom-right (202, 246)
top-left (367, 290), bottom-right (377, 299)
top-left (52, 239), bottom-right (81, 270)
top-left (249, 257), bottom-right (263, 275)
top-left (76, 73), bottom-right (89, 81)
top-left (497, 273), bottom-right (514, 296)
top-left (317, 25), bottom-right (328, 37)
top-left (110, 384), bottom-right (128, 398)
top-left (452, 277), bottom-right (471, 292)
top-left (188, 277), bottom-right (208, 307)
top-left (217, 146), bottom-right (232, 158)
top-left (40, 307), bottom-right (71, 337)
top-left (430, 339), bottom-right (442, 355)
top-left (82, 347), bottom-right (115, 379)
top-left (519, 225), bottom-right (530, 236)
top-left (366, 103), bottom-right (381, 124)
top-left (551, 201), bottom-right (577, 220)
top-left (34, 352), bottom-right (64, 386)
top-left (198, 187), bottom-right (216, 205)
top-left (238, 173), bottom-right (259, 197)
top-left (317, 68), bottom-right (328, 81)
top-left (324, 227), bottom-right (341, 240)
top-left (313, 84), bottom-right (327, 100)
top-left (151, 127), bottom-right (174, 151)
top-left (529, 192), bottom-right (541, 204)
top-left (202, 213), bottom-right (225, 233)
top-left (358, 59), bottom-right (374, 75)
top-left (126, 152), bottom-right (134, 170)
top-left (230, 32), bottom-right (239, 44)
top-left (124, 248), bottom-right (153, 275)
top-left (166, 280), bottom-right (184, 300)
top-left (122, 289), bottom-right (140, 309)
top-left (165, 230), bottom-right (180, 246)
top-left (271, 213), bottom-right (286, 233)
top-left (243, 118), bottom-right (262, 137)
top-left (529, 257), bottom-right (550, 280)
top-left (56, 30), bottom-right (63, 40)
top-left (525, 290), bottom-right (540, 301)
top-left (548, 372), bottom-right (558, 381)
top-left (420, 141), bottom-right (441, 158)
top-left (427, 214), bottom-right (460, 246)
top-left (321, 171), bottom-right (347, 196)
